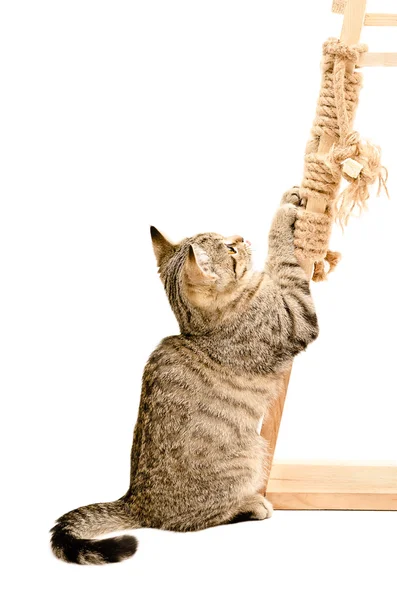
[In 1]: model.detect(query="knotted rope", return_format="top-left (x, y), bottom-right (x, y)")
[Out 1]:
top-left (297, 38), bottom-right (388, 281)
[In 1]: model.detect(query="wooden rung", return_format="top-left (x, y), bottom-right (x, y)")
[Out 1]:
top-left (359, 52), bottom-right (397, 67)
top-left (333, 2), bottom-right (397, 26)
top-left (267, 462), bottom-right (397, 510)
top-left (365, 13), bottom-right (397, 26)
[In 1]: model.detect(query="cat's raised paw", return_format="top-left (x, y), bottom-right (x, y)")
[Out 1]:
top-left (280, 187), bottom-right (306, 208)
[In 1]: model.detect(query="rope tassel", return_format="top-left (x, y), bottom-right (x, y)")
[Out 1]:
top-left (329, 132), bottom-right (389, 226)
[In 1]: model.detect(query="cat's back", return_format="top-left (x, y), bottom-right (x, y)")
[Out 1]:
top-left (142, 333), bottom-right (282, 424)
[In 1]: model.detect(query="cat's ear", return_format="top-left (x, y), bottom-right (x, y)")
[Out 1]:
top-left (150, 226), bottom-right (175, 269)
top-left (184, 244), bottom-right (218, 285)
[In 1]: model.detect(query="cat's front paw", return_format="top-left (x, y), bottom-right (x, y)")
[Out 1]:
top-left (280, 187), bottom-right (306, 208)
top-left (252, 496), bottom-right (273, 520)
top-left (234, 494), bottom-right (274, 522)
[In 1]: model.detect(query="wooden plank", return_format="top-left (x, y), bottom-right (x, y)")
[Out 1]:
top-left (267, 462), bottom-right (397, 510)
top-left (259, 370), bottom-right (291, 495)
top-left (340, 0), bottom-right (367, 48)
top-left (359, 52), bottom-right (397, 67)
top-left (333, 3), bottom-right (397, 26)
top-left (365, 13), bottom-right (397, 26)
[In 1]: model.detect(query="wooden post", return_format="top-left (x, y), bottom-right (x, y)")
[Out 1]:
top-left (261, 0), bottom-right (367, 494)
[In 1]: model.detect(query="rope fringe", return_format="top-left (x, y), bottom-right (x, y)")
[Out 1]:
top-left (329, 133), bottom-right (389, 227)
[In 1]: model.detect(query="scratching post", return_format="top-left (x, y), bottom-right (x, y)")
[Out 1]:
top-left (261, 0), bottom-right (397, 509)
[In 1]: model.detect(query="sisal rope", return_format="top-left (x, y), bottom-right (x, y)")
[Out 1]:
top-left (297, 38), bottom-right (388, 281)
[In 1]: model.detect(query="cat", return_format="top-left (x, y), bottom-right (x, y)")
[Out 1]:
top-left (51, 189), bottom-right (319, 565)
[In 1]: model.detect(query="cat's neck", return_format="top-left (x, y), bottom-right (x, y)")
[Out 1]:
top-left (176, 270), bottom-right (264, 336)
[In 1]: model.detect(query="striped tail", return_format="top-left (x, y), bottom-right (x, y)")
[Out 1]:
top-left (50, 499), bottom-right (139, 565)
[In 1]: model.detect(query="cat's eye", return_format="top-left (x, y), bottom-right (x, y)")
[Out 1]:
top-left (226, 244), bottom-right (237, 254)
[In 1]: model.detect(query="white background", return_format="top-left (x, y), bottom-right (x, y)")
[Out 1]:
top-left (1, 1), bottom-right (396, 598)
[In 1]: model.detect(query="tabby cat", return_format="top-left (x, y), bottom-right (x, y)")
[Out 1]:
top-left (51, 189), bottom-right (319, 565)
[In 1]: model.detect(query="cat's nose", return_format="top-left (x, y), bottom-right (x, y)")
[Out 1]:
top-left (244, 239), bottom-right (251, 247)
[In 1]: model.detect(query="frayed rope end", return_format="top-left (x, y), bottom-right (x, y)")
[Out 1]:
top-left (328, 133), bottom-right (389, 228)
top-left (312, 250), bottom-right (342, 282)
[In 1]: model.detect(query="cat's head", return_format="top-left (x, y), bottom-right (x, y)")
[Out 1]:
top-left (150, 226), bottom-right (253, 321)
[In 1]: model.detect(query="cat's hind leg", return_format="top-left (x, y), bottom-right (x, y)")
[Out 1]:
top-left (226, 494), bottom-right (273, 524)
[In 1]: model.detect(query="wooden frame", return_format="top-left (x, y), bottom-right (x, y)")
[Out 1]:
top-left (267, 463), bottom-right (397, 510)
top-left (262, 0), bottom-right (397, 511)
top-left (333, 0), bottom-right (397, 67)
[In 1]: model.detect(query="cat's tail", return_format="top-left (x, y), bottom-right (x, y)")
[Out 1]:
top-left (50, 498), bottom-right (139, 565)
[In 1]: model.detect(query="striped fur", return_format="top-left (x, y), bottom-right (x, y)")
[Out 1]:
top-left (51, 197), bottom-right (319, 564)
top-left (50, 500), bottom-right (138, 565)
